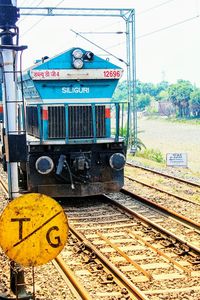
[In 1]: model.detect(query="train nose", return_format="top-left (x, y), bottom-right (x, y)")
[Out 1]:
top-left (35, 156), bottom-right (54, 175)
top-left (109, 153), bottom-right (126, 171)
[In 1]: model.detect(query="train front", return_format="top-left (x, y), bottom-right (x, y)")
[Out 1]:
top-left (19, 48), bottom-right (127, 197)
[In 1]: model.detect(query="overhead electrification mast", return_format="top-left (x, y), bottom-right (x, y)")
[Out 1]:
top-left (0, 0), bottom-right (27, 200)
top-left (0, 1), bottom-right (30, 299)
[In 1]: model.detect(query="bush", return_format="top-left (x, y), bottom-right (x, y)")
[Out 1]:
top-left (135, 148), bottom-right (165, 163)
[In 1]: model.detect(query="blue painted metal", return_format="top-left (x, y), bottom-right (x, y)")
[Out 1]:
top-left (19, 7), bottom-right (134, 18)
top-left (35, 48), bottom-right (120, 70)
top-left (21, 47), bottom-right (122, 103)
top-left (16, 7), bottom-right (136, 149)
top-left (0, 82), bottom-right (2, 101)
top-left (20, 47), bottom-right (126, 144)
top-left (105, 117), bottom-right (111, 138)
top-left (27, 101), bottom-right (126, 143)
top-left (115, 103), bottom-right (119, 142)
top-left (0, 82), bottom-right (3, 122)
top-left (34, 80), bottom-right (118, 101)
top-left (42, 111), bottom-right (48, 140)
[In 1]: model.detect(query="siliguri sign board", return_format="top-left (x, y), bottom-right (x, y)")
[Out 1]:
top-left (166, 153), bottom-right (188, 167)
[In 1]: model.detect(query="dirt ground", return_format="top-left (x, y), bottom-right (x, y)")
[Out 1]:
top-left (137, 117), bottom-right (200, 173)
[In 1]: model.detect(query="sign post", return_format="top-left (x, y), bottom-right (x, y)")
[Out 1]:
top-left (0, 1), bottom-right (29, 299)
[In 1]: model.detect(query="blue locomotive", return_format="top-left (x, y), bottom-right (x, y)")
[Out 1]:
top-left (1, 47), bottom-right (127, 197)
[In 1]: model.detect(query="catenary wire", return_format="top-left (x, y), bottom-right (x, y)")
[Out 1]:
top-left (20, 0), bottom-right (65, 36)
top-left (137, 14), bottom-right (199, 39)
top-left (18, 0), bottom-right (45, 24)
top-left (137, 0), bottom-right (176, 15)
top-left (19, 0), bottom-right (176, 36)
top-left (105, 12), bottom-right (200, 51)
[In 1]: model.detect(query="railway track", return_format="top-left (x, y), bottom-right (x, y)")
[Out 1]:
top-left (0, 169), bottom-right (145, 299)
top-left (63, 196), bottom-right (200, 299)
top-left (110, 191), bottom-right (200, 251)
top-left (0, 173), bottom-right (84, 300)
top-left (126, 162), bottom-right (200, 188)
top-left (124, 163), bottom-right (200, 225)
top-left (58, 224), bottom-right (146, 300)
top-left (0, 165), bottom-right (200, 299)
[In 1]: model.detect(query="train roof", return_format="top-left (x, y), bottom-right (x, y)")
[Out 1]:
top-left (26, 47), bottom-right (122, 72)
top-left (21, 47), bottom-right (123, 103)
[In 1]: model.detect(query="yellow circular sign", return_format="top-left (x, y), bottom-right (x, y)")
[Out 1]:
top-left (0, 193), bottom-right (68, 267)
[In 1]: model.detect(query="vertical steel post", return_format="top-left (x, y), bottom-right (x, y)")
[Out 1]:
top-left (2, 47), bottom-right (19, 198)
top-left (125, 10), bottom-right (137, 153)
top-left (0, 1), bottom-right (31, 299)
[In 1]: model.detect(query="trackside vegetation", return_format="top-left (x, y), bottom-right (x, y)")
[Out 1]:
top-left (113, 79), bottom-right (200, 119)
top-left (115, 79), bottom-right (200, 163)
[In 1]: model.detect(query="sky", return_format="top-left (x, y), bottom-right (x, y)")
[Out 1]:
top-left (16, 0), bottom-right (200, 86)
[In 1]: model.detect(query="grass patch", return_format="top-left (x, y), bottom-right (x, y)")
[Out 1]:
top-left (145, 115), bottom-right (200, 125)
top-left (135, 148), bottom-right (166, 163)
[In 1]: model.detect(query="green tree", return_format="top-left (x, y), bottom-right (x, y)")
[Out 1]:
top-left (168, 80), bottom-right (194, 118)
top-left (136, 81), bottom-right (156, 97)
top-left (190, 88), bottom-right (200, 117)
top-left (154, 81), bottom-right (169, 100)
top-left (156, 90), bottom-right (169, 102)
top-left (136, 93), bottom-right (151, 111)
top-left (112, 80), bottom-right (127, 102)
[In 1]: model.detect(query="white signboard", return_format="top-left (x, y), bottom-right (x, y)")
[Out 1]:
top-left (166, 153), bottom-right (188, 167)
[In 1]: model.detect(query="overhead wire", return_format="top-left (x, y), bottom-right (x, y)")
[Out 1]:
top-left (69, 0), bottom-right (179, 54)
top-left (79, 0), bottom-right (177, 34)
top-left (18, 0), bottom-right (45, 24)
top-left (20, 0), bottom-right (65, 36)
top-left (18, 1), bottom-right (200, 57)
top-left (137, 14), bottom-right (199, 39)
top-left (137, 0), bottom-right (176, 15)
top-left (20, 0), bottom-right (28, 6)
top-left (106, 8), bottom-right (200, 50)
top-left (19, 0), bottom-right (176, 37)
top-left (71, 29), bottom-right (127, 65)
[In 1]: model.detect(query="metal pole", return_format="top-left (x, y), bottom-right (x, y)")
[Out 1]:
top-left (1, 48), bottom-right (19, 199)
top-left (0, 1), bottom-right (31, 299)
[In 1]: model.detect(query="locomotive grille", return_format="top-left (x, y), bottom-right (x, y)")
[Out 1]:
top-left (96, 105), bottom-right (106, 138)
top-left (48, 106), bottom-right (66, 138)
top-left (48, 105), bottom-right (106, 139)
top-left (26, 106), bottom-right (40, 137)
top-left (69, 105), bottom-right (106, 138)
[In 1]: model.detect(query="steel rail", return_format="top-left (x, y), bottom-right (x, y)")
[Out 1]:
top-left (103, 194), bottom-right (200, 255)
top-left (69, 224), bottom-right (149, 300)
top-left (54, 255), bottom-right (93, 300)
top-left (121, 185), bottom-right (200, 233)
top-left (97, 231), bottom-right (153, 280)
top-left (126, 230), bottom-right (191, 275)
top-left (126, 162), bottom-right (200, 188)
top-left (0, 177), bottom-right (9, 196)
top-left (125, 174), bottom-right (200, 206)
top-left (0, 176), bottom-right (92, 299)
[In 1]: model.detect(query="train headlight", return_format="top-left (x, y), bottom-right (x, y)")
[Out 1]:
top-left (109, 153), bottom-right (126, 171)
top-left (72, 49), bottom-right (83, 59)
top-left (35, 156), bottom-right (54, 175)
top-left (73, 58), bottom-right (84, 69)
